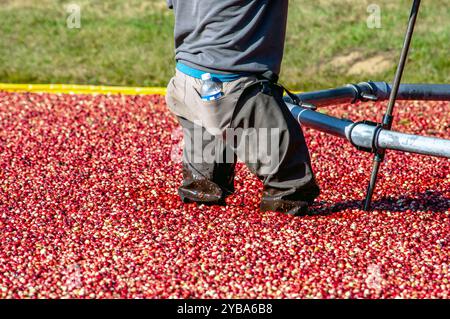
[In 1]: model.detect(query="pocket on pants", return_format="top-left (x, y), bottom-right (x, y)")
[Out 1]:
top-left (184, 76), bottom-right (258, 136)
top-left (165, 77), bottom-right (175, 108)
top-left (165, 76), bottom-right (182, 116)
top-left (165, 74), bottom-right (196, 122)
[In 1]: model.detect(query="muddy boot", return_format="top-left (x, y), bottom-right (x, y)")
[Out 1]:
top-left (260, 188), bottom-right (316, 216)
top-left (178, 163), bottom-right (225, 205)
top-left (260, 181), bottom-right (320, 216)
top-left (260, 197), bottom-right (310, 216)
top-left (178, 180), bottom-right (223, 204)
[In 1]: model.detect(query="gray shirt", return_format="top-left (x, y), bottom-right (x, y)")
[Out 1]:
top-left (167, 0), bottom-right (289, 76)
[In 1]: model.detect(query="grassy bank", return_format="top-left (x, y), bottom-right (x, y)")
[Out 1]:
top-left (0, 0), bottom-right (448, 90)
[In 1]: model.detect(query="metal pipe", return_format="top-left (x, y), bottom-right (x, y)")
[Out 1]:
top-left (286, 102), bottom-right (450, 159)
top-left (285, 82), bottom-right (450, 107)
top-left (364, 0), bottom-right (422, 211)
top-left (286, 103), bottom-right (352, 138)
top-left (286, 86), bottom-right (360, 107)
top-left (384, 0), bottom-right (421, 126)
top-left (377, 130), bottom-right (450, 158)
top-left (369, 82), bottom-right (450, 101)
top-left (348, 121), bottom-right (450, 158)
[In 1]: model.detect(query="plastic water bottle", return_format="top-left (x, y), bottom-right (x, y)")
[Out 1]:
top-left (200, 73), bottom-right (223, 101)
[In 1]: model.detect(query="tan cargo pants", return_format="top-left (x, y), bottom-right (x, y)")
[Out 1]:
top-left (165, 69), bottom-right (320, 213)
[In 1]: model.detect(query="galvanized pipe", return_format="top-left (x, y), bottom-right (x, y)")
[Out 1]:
top-left (285, 82), bottom-right (450, 107)
top-left (377, 130), bottom-right (450, 158)
top-left (286, 102), bottom-right (450, 159)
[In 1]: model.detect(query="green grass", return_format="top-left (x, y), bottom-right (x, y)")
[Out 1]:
top-left (0, 0), bottom-right (449, 90)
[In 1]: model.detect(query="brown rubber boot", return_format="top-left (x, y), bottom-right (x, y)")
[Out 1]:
top-left (178, 163), bottom-right (225, 205)
top-left (260, 182), bottom-right (320, 216)
top-left (178, 180), bottom-right (223, 204)
top-left (260, 197), bottom-right (311, 216)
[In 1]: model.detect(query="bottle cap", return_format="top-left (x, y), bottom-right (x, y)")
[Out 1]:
top-left (201, 73), bottom-right (212, 81)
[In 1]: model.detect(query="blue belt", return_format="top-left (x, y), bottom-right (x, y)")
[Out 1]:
top-left (176, 62), bottom-right (248, 82)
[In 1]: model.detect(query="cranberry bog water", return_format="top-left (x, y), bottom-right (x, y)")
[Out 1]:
top-left (0, 92), bottom-right (448, 298)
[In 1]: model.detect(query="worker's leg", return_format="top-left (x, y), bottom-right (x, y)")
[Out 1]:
top-left (166, 70), bottom-right (319, 214)
top-left (176, 116), bottom-right (236, 203)
top-left (165, 70), bottom-right (238, 204)
top-left (228, 81), bottom-right (320, 215)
